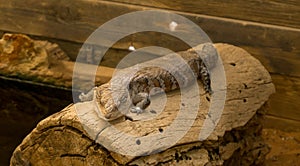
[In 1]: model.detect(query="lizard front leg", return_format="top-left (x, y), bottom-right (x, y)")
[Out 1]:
top-left (130, 92), bottom-right (151, 114)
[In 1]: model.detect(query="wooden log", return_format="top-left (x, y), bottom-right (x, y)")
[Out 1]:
top-left (10, 44), bottom-right (275, 165)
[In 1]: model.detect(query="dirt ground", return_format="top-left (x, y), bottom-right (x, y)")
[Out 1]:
top-left (262, 128), bottom-right (300, 166)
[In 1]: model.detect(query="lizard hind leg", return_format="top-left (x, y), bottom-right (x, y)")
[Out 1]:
top-left (199, 61), bottom-right (213, 94)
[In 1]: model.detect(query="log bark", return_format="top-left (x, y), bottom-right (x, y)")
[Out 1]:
top-left (10, 44), bottom-right (275, 166)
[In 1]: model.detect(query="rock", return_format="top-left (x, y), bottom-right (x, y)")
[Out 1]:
top-left (10, 44), bottom-right (275, 166)
top-left (0, 33), bottom-right (68, 85)
top-left (0, 33), bottom-right (50, 72)
top-left (0, 33), bottom-right (113, 89)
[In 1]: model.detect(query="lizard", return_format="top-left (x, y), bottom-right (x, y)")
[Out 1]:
top-left (79, 43), bottom-right (218, 121)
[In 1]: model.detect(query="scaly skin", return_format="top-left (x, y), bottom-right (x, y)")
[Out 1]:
top-left (82, 43), bottom-right (218, 121)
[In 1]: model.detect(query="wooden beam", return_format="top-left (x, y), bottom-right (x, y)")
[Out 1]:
top-left (0, 0), bottom-right (134, 43)
top-left (264, 115), bottom-right (300, 132)
top-left (267, 74), bottom-right (300, 121)
top-left (103, 0), bottom-right (300, 29)
top-left (0, 0), bottom-right (299, 77)
top-left (188, 16), bottom-right (300, 77)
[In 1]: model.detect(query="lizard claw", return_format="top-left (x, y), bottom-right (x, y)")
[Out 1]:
top-left (79, 88), bottom-right (95, 102)
top-left (130, 106), bottom-right (144, 115)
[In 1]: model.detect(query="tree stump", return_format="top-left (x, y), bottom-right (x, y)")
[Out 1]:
top-left (10, 44), bottom-right (275, 166)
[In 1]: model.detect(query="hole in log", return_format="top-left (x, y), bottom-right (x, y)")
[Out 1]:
top-left (230, 62), bottom-right (236, 66)
top-left (159, 128), bottom-right (163, 133)
top-left (181, 103), bottom-right (185, 106)
top-left (243, 99), bottom-right (247, 103)
top-left (136, 139), bottom-right (141, 145)
top-left (243, 83), bottom-right (248, 89)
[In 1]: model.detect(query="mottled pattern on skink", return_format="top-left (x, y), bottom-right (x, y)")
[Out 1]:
top-left (80, 43), bottom-right (218, 121)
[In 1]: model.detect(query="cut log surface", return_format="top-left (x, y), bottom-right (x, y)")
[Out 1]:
top-left (10, 44), bottom-right (275, 165)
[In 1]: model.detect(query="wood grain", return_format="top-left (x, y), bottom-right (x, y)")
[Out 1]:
top-left (0, 0), bottom-right (299, 77)
top-left (264, 115), bottom-right (300, 132)
top-left (103, 0), bottom-right (300, 29)
top-left (268, 74), bottom-right (300, 121)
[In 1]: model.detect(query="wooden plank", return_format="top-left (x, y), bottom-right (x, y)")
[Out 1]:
top-left (189, 17), bottom-right (300, 77)
top-left (267, 74), bottom-right (300, 121)
top-left (242, 45), bottom-right (300, 77)
top-left (104, 0), bottom-right (300, 29)
top-left (0, 0), bottom-right (299, 77)
top-left (58, 61), bottom-right (115, 85)
top-left (0, 0), bottom-right (138, 43)
top-left (264, 115), bottom-right (300, 132)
